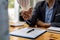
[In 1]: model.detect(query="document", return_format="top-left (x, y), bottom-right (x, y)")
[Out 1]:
top-left (10, 28), bottom-right (46, 39)
top-left (10, 22), bottom-right (26, 26)
top-left (47, 27), bottom-right (60, 33)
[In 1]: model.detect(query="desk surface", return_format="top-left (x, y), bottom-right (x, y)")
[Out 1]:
top-left (10, 22), bottom-right (60, 40)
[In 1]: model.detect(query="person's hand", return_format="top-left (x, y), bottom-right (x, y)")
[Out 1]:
top-left (42, 23), bottom-right (51, 28)
top-left (21, 10), bottom-right (30, 20)
top-left (21, 7), bottom-right (33, 20)
top-left (37, 20), bottom-right (51, 28)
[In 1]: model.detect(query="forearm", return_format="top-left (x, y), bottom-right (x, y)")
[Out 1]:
top-left (37, 20), bottom-right (51, 27)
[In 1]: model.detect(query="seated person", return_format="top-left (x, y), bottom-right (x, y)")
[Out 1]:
top-left (21, 0), bottom-right (60, 27)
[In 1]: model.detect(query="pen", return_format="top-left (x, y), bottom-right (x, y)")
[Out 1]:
top-left (27, 29), bottom-right (34, 33)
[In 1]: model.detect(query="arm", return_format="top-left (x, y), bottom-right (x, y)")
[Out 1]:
top-left (26, 3), bottom-right (40, 27)
top-left (37, 20), bottom-right (51, 27)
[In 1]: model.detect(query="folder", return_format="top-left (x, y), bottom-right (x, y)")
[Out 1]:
top-left (10, 28), bottom-right (46, 39)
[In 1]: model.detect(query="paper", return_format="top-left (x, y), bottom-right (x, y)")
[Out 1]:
top-left (10, 28), bottom-right (46, 39)
top-left (47, 27), bottom-right (60, 33)
top-left (10, 22), bottom-right (25, 26)
top-left (48, 27), bottom-right (60, 31)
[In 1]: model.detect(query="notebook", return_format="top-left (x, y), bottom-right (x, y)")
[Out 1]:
top-left (10, 28), bottom-right (46, 39)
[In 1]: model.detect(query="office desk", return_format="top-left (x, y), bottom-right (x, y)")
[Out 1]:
top-left (10, 23), bottom-right (60, 40)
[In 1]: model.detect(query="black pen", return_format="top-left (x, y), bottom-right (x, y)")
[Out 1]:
top-left (27, 29), bottom-right (34, 33)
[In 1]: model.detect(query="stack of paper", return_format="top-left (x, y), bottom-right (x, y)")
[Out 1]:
top-left (10, 28), bottom-right (46, 39)
top-left (47, 27), bottom-right (60, 33)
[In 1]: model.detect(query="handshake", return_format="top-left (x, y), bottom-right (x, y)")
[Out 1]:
top-left (20, 7), bottom-right (50, 27)
top-left (21, 7), bottom-right (33, 20)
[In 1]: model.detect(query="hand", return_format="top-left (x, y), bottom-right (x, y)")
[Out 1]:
top-left (21, 10), bottom-right (30, 20)
top-left (21, 7), bottom-right (33, 20)
top-left (42, 23), bottom-right (51, 28)
top-left (37, 20), bottom-right (51, 28)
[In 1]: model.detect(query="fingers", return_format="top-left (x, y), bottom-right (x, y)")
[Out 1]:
top-left (23, 13), bottom-right (30, 20)
top-left (21, 10), bottom-right (31, 20)
top-left (28, 7), bottom-right (33, 13)
top-left (20, 7), bottom-right (33, 20)
top-left (43, 23), bottom-right (51, 28)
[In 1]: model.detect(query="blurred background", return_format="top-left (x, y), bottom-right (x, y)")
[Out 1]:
top-left (8, 0), bottom-right (44, 23)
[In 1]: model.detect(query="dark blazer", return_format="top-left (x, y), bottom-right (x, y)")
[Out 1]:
top-left (26, 0), bottom-right (60, 27)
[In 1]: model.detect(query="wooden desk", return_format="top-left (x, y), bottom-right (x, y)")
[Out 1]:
top-left (10, 23), bottom-right (60, 40)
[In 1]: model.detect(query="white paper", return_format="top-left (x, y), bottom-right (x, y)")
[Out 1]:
top-left (48, 27), bottom-right (60, 31)
top-left (10, 28), bottom-right (46, 38)
top-left (11, 22), bottom-right (25, 26)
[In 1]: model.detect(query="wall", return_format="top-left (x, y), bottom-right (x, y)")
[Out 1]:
top-left (34, 0), bottom-right (44, 7)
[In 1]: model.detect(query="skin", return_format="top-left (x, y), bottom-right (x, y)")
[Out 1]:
top-left (21, 7), bottom-right (33, 20)
top-left (45, 0), bottom-right (55, 8)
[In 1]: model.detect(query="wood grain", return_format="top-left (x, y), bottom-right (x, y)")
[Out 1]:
top-left (9, 23), bottom-right (60, 40)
